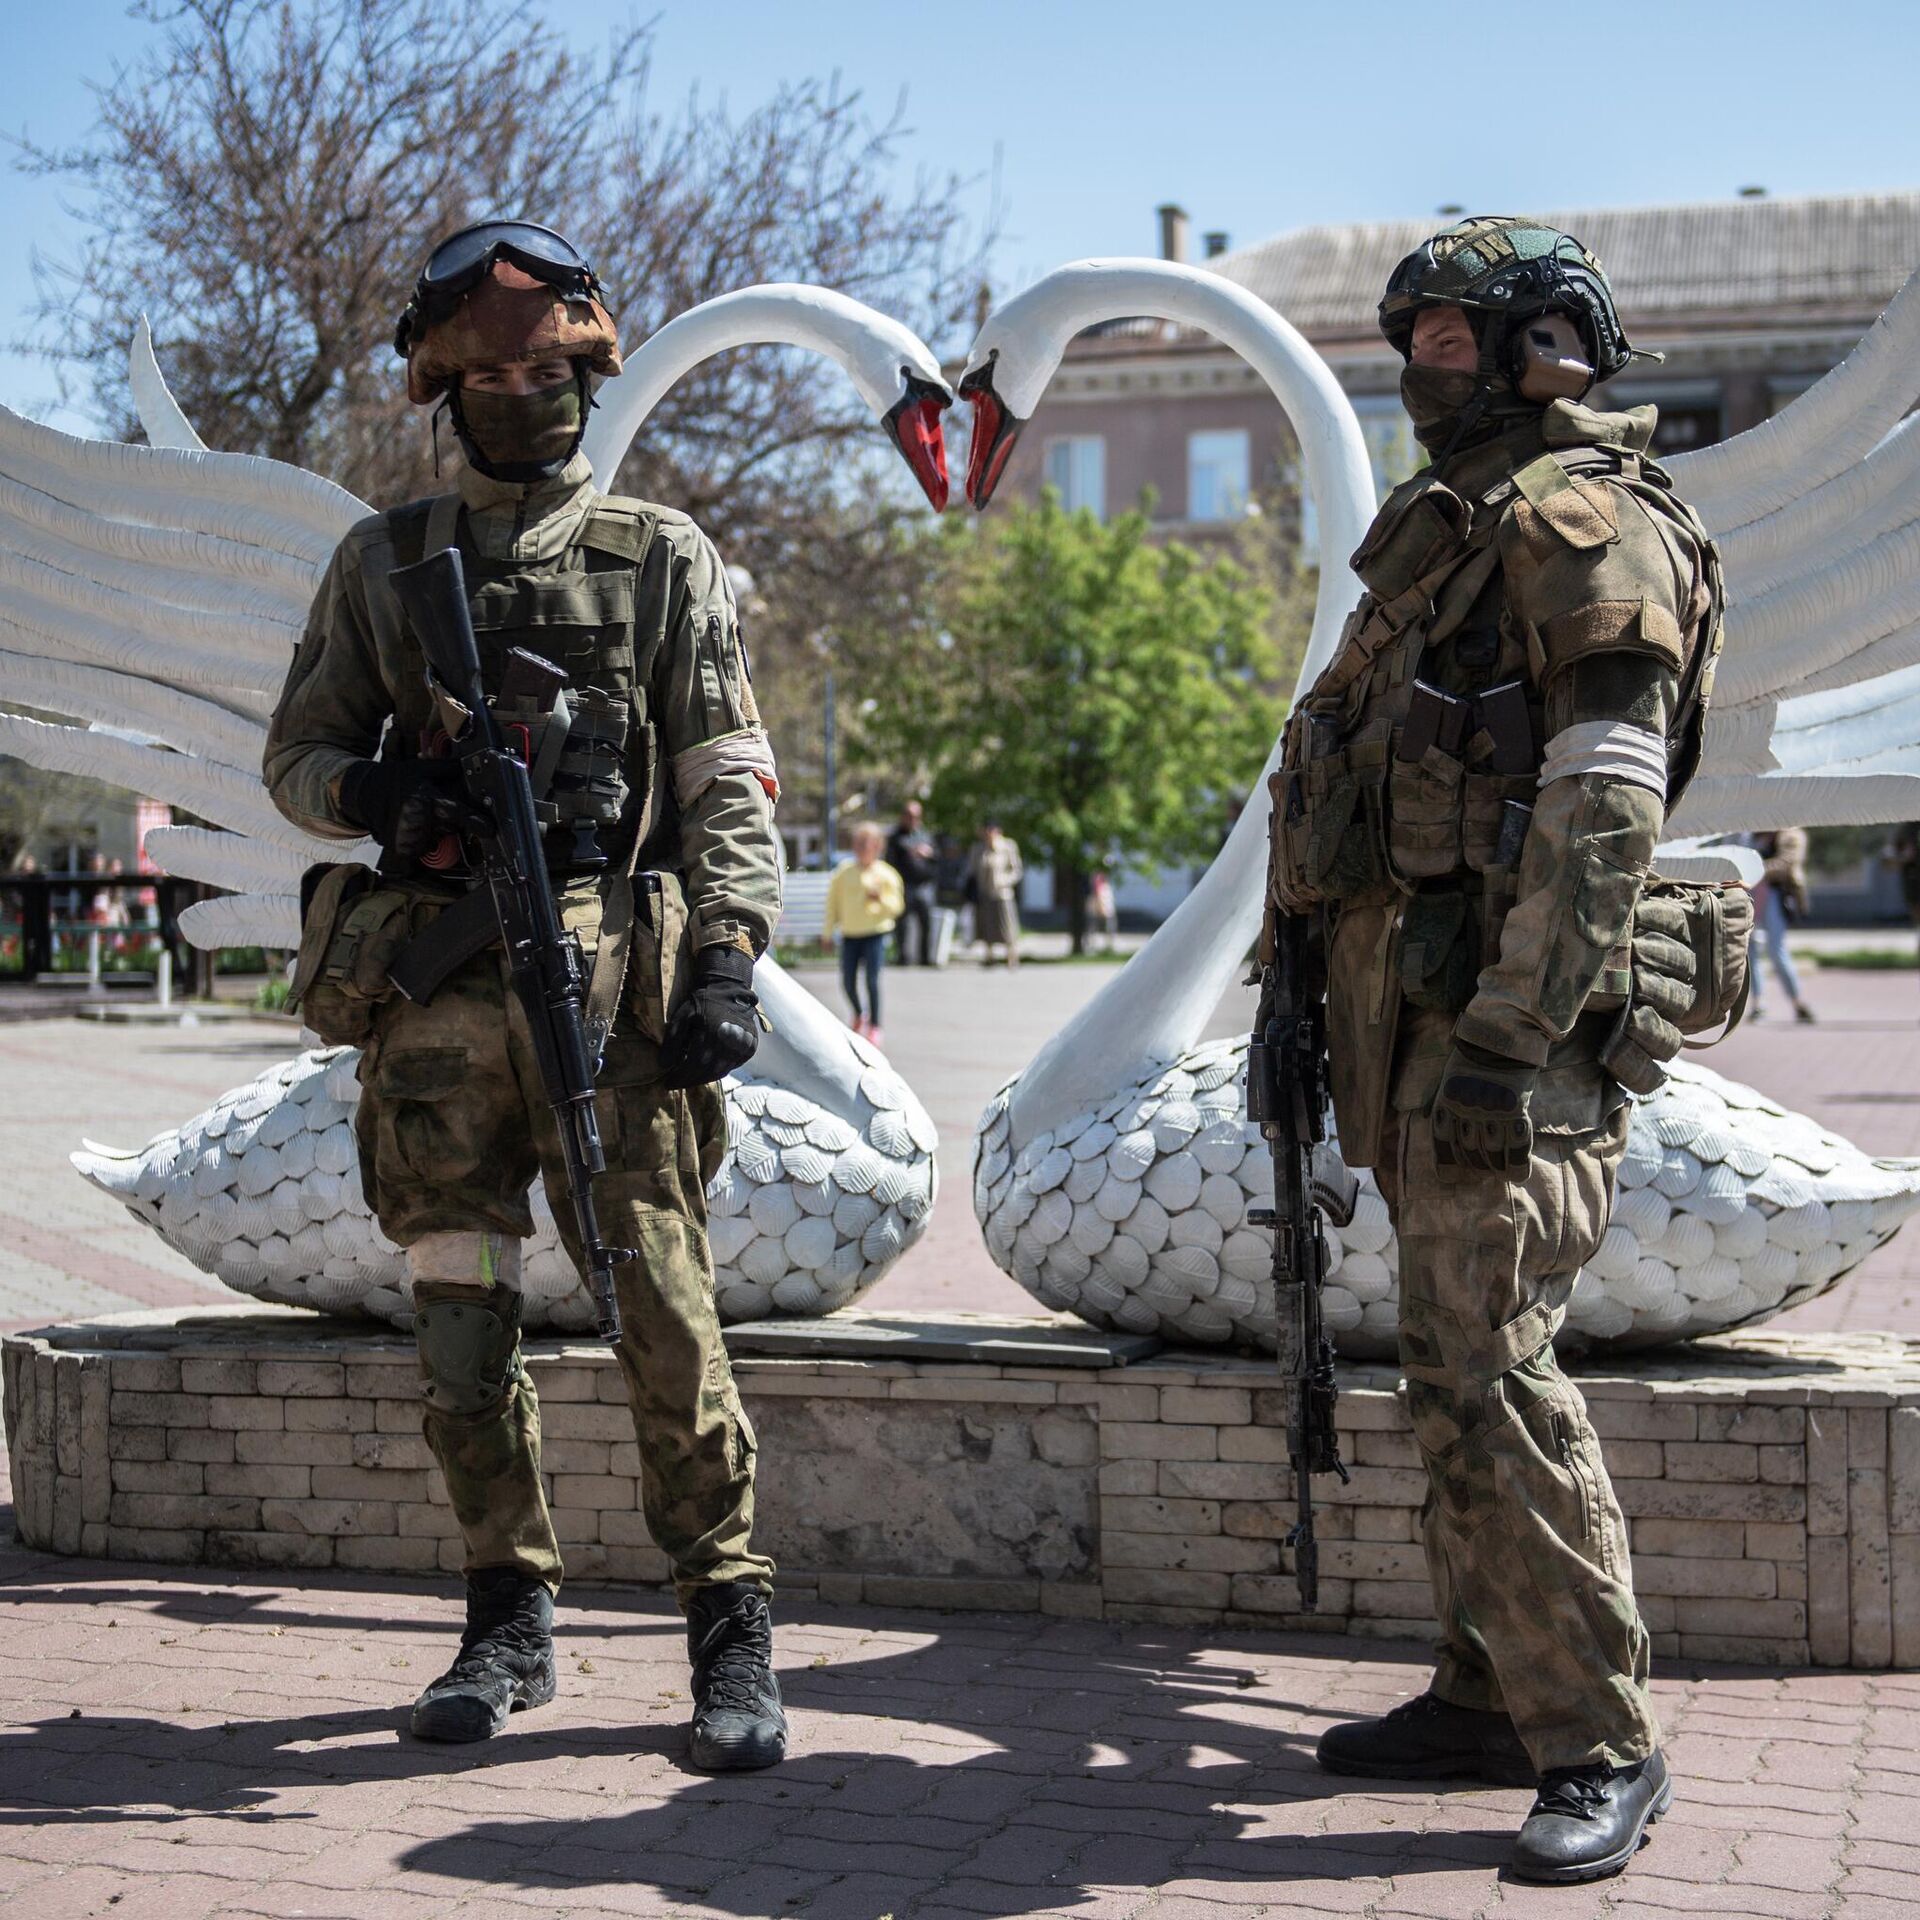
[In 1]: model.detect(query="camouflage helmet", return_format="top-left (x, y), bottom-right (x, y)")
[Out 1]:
top-left (1378, 216), bottom-right (1636, 384)
top-left (395, 220), bottom-right (622, 405)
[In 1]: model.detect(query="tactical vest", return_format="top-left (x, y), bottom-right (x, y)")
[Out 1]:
top-left (1274, 439), bottom-right (1723, 943)
top-left (386, 489), bottom-right (660, 876)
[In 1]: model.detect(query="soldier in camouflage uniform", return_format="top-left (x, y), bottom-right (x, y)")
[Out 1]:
top-left (1266, 219), bottom-right (1727, 1882)
top-left (266, 222), bottom-right (786, 1769)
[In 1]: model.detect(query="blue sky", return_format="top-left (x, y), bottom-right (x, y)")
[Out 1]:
top-left (3, 0), bottom-right (1916, 426)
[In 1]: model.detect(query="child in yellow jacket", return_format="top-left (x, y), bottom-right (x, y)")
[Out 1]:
top-left (823, 822), bottom-right (906, 1044)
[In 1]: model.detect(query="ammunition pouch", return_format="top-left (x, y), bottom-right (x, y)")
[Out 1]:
top-left (1274, 712), bottom-right (1392, 909)
top-left (1385, 679), bottom-right (1538, 886)
top-left (289, 863), bottom-right (443, 1046)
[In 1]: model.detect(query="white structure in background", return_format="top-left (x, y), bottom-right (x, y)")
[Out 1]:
top-left (77, 1037), bottom-right (936, 1332)
top-left (0, 291), bottom-right (951, 1328)
top-left (974, 1044), bottom-right (1920, 1354)
top-left (963, 257), bottom-right (1920, 1355)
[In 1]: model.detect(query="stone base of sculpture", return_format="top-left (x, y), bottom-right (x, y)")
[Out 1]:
top-left (6, 1303), bottom-right (1915, 1669)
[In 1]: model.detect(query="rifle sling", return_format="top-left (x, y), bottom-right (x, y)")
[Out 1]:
top-left (386, 884), bottom-right (500, 1006)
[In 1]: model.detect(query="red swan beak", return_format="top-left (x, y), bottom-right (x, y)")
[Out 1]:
top-left (959, 359), bottom-right (1022, 510)
top-left (881, 374), bottom-right (951, 511)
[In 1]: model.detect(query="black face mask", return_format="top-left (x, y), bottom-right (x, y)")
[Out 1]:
top-left (449, 375), bottom-right (585, 483)
top-left (1399, 363), bottom-right (1536, 459)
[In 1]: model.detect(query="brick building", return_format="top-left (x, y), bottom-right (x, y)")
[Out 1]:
top-left (993, 191), bottom-right (1920, 536)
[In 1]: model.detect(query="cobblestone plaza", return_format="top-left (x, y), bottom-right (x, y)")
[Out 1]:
top-left (4, 962), bottom-right (1920, 1915)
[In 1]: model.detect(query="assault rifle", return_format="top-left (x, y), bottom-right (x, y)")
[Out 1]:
top-left (389, 547), bottom-right (632, 1345)
top-left (1246, 909), bottom-right (1359, 1610)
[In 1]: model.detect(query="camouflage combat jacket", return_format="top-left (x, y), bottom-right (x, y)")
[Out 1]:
top-left (1265, 399), bottom-right (1722, 1164)
top-left (264, 453), bottom-right (782, 958)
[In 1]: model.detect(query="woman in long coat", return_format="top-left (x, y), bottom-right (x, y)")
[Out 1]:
top-left (969, 822), bottom-right (1023, 969)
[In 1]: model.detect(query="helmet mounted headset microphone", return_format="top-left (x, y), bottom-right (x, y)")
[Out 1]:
top-left (1378, 215), bottom-right (1659, 461)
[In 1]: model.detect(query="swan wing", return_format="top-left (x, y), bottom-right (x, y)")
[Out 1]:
top-left (1674, 263), bottom-right (1920, 825)
top-left (0, 329), bottom-right (375, 938)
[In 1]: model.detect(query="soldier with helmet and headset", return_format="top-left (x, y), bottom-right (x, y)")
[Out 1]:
top-left (1264, 217), bottom-right (1742, 1882)
top-left (265, 221), bottom-right (787, 1770)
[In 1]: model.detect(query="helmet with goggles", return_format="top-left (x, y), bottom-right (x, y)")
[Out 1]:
top-left (395, 219), bottom-right (622, 404)
top-left (1378, 216), bottom-right (1638, 393)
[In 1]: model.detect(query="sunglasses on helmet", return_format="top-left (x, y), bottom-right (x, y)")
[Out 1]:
top-left (394, 221), bottom-right (608, 355)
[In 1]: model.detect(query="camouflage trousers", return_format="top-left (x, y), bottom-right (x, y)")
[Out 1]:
top-left (1375, 1084), bottom-right (1658, 1773)
top-left (355, 938), bottom-right (772, 1607)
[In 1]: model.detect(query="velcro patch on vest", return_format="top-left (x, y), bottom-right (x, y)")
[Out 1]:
top-left (578, 503), bottom-right (653, 561)
top-left (1539, 596), bottom-right (1685, 674)
top-left (1511, 455), bottom-right (1620, 551)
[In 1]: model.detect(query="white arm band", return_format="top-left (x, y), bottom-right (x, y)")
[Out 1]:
top-left (672, 726), bottom-right (780, 807)
top-left (1538, 720), bottom-right (1668, 799)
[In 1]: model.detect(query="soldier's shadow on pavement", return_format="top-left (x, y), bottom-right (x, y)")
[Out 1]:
top-left (380, 1617), bottom-right (1520, 1913)
top-left (0, 1579), bottom-right (1520, 1910)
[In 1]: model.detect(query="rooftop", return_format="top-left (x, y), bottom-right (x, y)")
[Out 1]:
top-left (1213, 189), bottom-right (1920, 339)
top-left (1136, 191), bottom-right (1920, 345)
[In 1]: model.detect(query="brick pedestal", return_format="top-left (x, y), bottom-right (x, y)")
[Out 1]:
top-left (6, 1305), bottom-right (1917, 1667)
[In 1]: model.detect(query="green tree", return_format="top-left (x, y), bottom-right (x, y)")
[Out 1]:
top-left (856, 494), bottom-right (1282, 952)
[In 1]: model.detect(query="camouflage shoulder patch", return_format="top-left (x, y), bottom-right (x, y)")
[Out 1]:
top-left (1511, 455), bottom-right (1620, 551)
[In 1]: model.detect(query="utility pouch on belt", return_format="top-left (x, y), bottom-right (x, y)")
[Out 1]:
top-left (1598, 876), bottom-right (1752, 1094)
top-left (289, 862), bottom-right (432, 1046)
top-left (1662, 878), bottom-right (1753, 1039)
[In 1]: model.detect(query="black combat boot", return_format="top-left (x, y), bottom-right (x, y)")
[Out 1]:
top-left (686, 1582), bottom-right (787, 1772)
top-left (1510, 1751), bottom-right (1672, 1884)
top-left (1316, 1691), bottom-right (1536, 1787)
top-left (410, 1568), bottom-right (557, 1743)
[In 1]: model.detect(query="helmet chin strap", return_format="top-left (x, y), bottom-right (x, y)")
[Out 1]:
top-left (446, 365), bottom-right (591, 485)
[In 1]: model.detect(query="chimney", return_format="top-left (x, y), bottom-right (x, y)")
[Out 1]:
top-left (1203, 230), bottom-right (1229, 259)
top-left (1157, 203), bottom-right (1190, 264)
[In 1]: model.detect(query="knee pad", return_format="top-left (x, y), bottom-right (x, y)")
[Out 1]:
top-left (409, 1231), bottom-right (525, 1417)
top-left (413, 1288), bottom-right (524, 1417)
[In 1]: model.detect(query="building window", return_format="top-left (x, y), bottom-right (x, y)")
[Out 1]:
top-left (1648, 405), bottom-right (1722, 454)
top-left (1044, 436), bottom-right (1106, 518)
top-left (1187, 429), bottom-right (1250, 522)
top-left (1353, 394), bottom-right (1419, 501)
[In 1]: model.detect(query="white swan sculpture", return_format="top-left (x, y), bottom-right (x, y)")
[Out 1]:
top-left (0, 291), bottom-right (949, 1331)
top-left (962, 257), bottom-right (1920, 1356)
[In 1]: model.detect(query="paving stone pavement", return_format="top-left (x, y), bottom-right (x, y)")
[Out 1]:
top-left (2, 1507), bottom-right (1917, 1920)
top-left (6, 958), bottom-right (1920, 1914)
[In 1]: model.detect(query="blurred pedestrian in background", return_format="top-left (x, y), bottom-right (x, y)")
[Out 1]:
top-left (824, 822), bottom-right (904, 1044)
top-left (1087, 869), bottom-right (1118, 954)
top-left (1748, 827), bottom-right (1815, 1023)
top-left (969, 821), bottom-right (1023, 969)
top-left (886, 799), bottom-right (938, 966)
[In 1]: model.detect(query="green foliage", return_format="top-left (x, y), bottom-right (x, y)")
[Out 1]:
top-left (854, 494), bottom-right (1281, 941)
top-left (1797, 945), bottom-right (1919, 970)
top-left (1806, 824), bottom-right (1894, 876)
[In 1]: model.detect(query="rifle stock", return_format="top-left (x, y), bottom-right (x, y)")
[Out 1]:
top-left (388, 547), bottom-right (632, 1344)
top-left (1246, 910), bottom-right (1353, 1610)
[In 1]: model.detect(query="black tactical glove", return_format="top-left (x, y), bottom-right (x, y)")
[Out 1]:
top-left (339, 757), bottom-right (485, 862)
top-left (1432, 1040), bottom-right (1537, 1181)
top-left (661, 945), bottom-right (761, 1089)
top-left (1601, 894), bottom-right (1699, 1095)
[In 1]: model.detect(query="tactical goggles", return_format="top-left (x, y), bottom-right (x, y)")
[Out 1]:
top-left (394, 221), bottom-right (608, 353)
